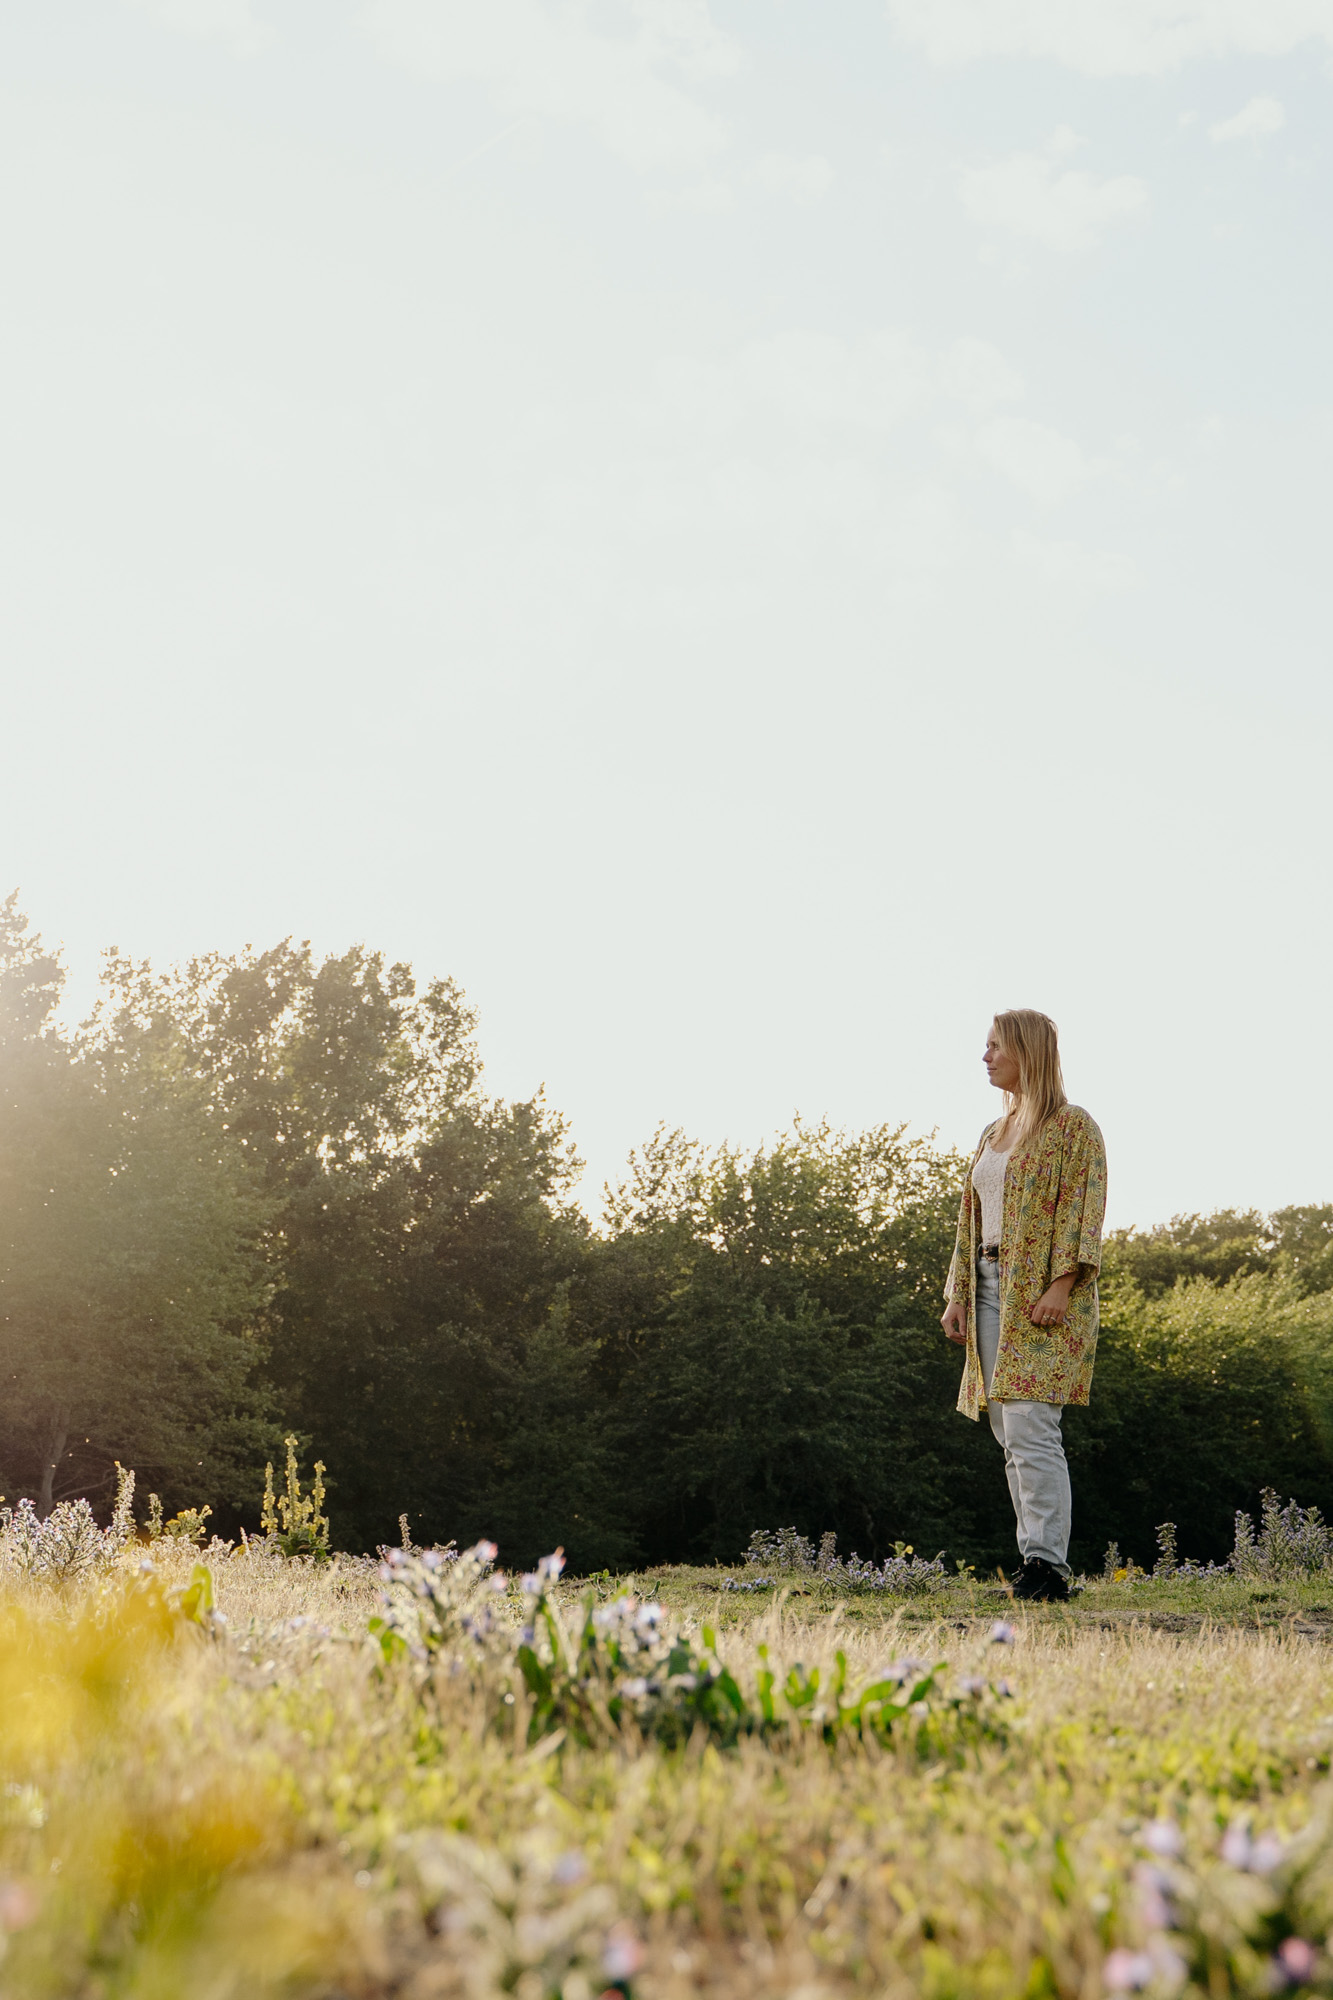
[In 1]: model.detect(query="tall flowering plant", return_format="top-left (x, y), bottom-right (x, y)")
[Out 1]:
top-left (515, 1554), bottom-right (751, 1748)
top-left (369, 1538), bottom-right (509, 1667)
top-left (0, 1463), bottom-right (137, 1582)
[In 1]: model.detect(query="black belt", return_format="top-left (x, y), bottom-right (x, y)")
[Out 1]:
top-left (978, 1245), bottom-right (1000, 1261)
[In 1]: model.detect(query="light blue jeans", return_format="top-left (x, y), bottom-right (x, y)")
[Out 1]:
top-left (976, 1256), bottom-right (1072, 1578)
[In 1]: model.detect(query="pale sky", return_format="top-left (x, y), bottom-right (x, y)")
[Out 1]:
top-left (2, 0), bottom-right (1331, 1229)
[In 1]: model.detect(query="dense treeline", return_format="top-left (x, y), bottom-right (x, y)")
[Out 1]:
top-left (2, 899), bottom-right (1332, 1575)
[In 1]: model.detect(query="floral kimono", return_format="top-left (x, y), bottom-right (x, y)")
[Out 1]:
top-left (946, 1104), bottom-right (1107, 1420)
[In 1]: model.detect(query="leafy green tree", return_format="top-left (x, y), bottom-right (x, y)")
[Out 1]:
top-left (1101, 1210), bottom-right (1276, 1297)
top-left (579, 1120), bottom-right (999, 1566)
top-left (1102, 1206), bottom-right (1333, 1304)
top-left (1066, 1267), bottom-right (1333, 1569)
top-left (0, 898), bottom-right (277, 1516)
top-left (93, 939), bottom-right (604, 1558)
top-left (1270, 1206), bottom-right (1333, 1298)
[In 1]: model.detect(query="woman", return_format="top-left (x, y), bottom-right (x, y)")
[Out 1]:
top-left (941, 1009), bottom-right (1107, 1603)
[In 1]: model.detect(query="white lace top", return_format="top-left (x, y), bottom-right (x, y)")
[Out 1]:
top-left (973, 1136), bottom-right (1013, 1249)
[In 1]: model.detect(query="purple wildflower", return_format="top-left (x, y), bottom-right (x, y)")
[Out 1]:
top-left (602, 1925), bottom-right (644, 1982)
top-left (1143, 1820), bottom-right (1184, 1860)
top-left (1277, 1937), bottom-right (1317, 1984)
top-left (1103, 1948), bottom-right (1153, 1990)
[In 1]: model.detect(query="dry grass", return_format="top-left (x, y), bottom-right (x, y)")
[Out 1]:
top-left (0, 1551), bottom-right (1331, 1997)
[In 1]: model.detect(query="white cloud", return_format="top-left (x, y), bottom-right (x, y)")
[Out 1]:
top-left (938, 337), bottom-right (1025, 410)
top-left (653, 329), bottom-right (933, 436)
top-left (1010, 528), bottom-right (1138, 589)
top-left (885, 0), bottom-right (1333, 76)
top-left (1210, 95), bottom-right (1287, 141)
top-left (624, 0), bottom-right (743, 77)
top-left (360, 0), bottom-right (738, 173)
top-left (122, 0), bottom-right (270, 55)
top-left (974, 415), bottom-right (1097, 502)
top-left (958, 143), bottom-right (1148, 252)
top-left (745, 153), bottom-right (835, 208)
top-left (648, 179), bottom-right (736, 213)
top-left (645, 333), bottom-right (1089, 546)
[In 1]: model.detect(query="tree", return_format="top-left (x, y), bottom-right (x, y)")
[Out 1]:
top-left (1270, 1206), bottom-right (1333, 1298)
top-left (1101, 1210), bottom-right (1276, 1297)
top-left (92, 939), bottom-right (603, 1557)
top-left (1065, 1266), bottom-right (1333, 1569)
top-left (577, 1120), bottom-right (999, 1566)
top-left (0, 898), bottom-right (277, 1515)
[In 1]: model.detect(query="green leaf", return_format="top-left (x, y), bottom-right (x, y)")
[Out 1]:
top-left (517, 1644), bottom-right (552, 1701)
top-left (714, 1667), bottom-right (747, 1716)
top-left (177, 1562), bottom-right (214, 1626)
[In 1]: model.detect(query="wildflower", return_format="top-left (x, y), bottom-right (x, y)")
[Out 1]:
top-left (1103, 1948), bottom-right (1154, 1990)
top-left (990, 1620), bottom-right (1016, 1645)
top-left (1151, 1944), bottom-right (1188, 1988)
top-left (536, 1549), bottom-right (565, 1582)
top-left (602, 1923), bottom-right (644, 1983)
top-left (1276, 1937), bottom-right (1317, 1984)
top-left (1250, 1833), bottom-right (1284, 1875)
top-left (520, 1573), bottom-right (542, 1596)
top-left (1133, 1862), bottom-right (1175, 1930)
top-left (959, 1674), bottom-right (986, 1697)
top-left (551, 1852), bottom-right (587, 1885)
top-left (0, 1880), bottom-right (38, 1931)
top-left (1143, 1820), bottom-right (1184, 1860)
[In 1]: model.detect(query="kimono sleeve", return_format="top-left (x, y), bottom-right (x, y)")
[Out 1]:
top-left (1051, 1114), bottom-right (1107, 1279)
top-left (944, 1175), bottom-right (976, 1304)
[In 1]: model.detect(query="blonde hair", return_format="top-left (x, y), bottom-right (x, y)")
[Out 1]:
top-left (993, 1008), bottom-right (1066, 1146)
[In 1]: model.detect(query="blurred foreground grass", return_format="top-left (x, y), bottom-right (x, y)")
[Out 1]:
top-left (3, 1555), bottom-right (1333, 1998)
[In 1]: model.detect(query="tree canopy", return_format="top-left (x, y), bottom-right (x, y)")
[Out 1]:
top-left (0, 898), bottom-right (275, 1515)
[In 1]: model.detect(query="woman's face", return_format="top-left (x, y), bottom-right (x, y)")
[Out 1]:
top-left (984, 1030), bottom-right (1021, 1094)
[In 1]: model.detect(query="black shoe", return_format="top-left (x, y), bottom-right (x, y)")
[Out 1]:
top-left (1011, 1558), bottom-right (1070, 1603)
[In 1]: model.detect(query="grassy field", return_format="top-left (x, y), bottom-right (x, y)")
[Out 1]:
top-left (3, 1549), bottom-right (1333, 1998)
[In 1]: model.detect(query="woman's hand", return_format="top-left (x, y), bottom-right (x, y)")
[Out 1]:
top-left (1030, 1273), bottom-right (1076, 1327)
top-left (941, 1298), bottom-right (967, 1345)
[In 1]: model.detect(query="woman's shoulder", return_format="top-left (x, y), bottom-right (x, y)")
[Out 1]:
top-left (1054, 1103), bottom-right (1104, 1146)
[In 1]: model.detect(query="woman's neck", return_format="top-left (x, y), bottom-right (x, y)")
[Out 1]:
top-left (994, 1103), bottom-right (1022, 1148)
